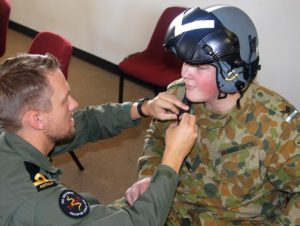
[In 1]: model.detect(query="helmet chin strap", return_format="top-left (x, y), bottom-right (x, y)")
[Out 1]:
top-left (218, 91), bottom-right (227, 99)
top-left (236, 91), bottom-right (244, 109)
top-left (217, 89), bottom-right (244, 109)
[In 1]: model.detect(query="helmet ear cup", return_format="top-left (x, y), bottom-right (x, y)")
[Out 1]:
top-left (214, 61), bottom-right (247, 93)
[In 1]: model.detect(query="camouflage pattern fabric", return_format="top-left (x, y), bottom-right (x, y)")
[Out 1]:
top-left (138, 79), bottom-right (300, 226)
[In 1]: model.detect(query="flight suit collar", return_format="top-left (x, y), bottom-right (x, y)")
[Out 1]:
top-left (4, 131), bottom-right (62, 175)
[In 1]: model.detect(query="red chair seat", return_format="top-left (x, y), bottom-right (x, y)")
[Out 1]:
top-left (118, 6), bottom-right (187, 102)
top-left (0, 0), bottom-right (11, 57)
top-left (29, 31), bottom-right (72, 79)
top-left (119, 51), bottom-right (182, 87)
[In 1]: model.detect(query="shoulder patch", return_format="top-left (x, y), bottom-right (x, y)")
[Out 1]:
top-left (24, 161), bottom-right (57, 191)
top-left (59, 190), bottom-right (89, 218)
top-left (255, 85), bottom-right (299, 122)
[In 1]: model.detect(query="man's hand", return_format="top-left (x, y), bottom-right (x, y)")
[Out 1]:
top-left (162, 113), bottom-right (198, 173)
top-left (131, 93), bottom-right (189, 120)
top-left (125, 113), bottom-right (197, 205)
top-left (125, 177), bottom-right (152, 206)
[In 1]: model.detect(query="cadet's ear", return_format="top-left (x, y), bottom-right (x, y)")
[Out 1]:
top-left (24, 110), bottom-right (45, 130)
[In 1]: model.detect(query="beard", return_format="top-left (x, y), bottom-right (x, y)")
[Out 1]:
top-left (46, 124), bottom-right (76, 144)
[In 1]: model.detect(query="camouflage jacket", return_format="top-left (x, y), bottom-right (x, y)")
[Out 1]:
top-left (138, 80), bottom-right (300, 226)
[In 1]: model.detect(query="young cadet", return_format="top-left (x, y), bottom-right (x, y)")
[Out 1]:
top-left (126, 5), bottom-right (300, 225)
top-left (0, 53), bottom-right (198, 226)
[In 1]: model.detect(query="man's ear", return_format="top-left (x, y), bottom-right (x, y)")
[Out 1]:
top-left (24, 110), bottom-right (45, 130)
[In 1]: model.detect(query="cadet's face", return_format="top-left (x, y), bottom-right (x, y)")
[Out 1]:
top-left (43, 69), bottom-right (79, 142)
top-left (181, 63), bottom-right (219, 103)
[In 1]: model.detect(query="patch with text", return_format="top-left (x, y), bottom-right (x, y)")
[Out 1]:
top-left (220, 141), bottom-right (257, 156)
top-left (59, 190), bottom-right (89, 218)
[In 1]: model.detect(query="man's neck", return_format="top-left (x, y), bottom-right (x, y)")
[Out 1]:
top-left (15, 129), bottom-right (54, 156)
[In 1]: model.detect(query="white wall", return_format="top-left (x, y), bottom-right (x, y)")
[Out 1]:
top-left (10, 0), bottom-right (300, 109)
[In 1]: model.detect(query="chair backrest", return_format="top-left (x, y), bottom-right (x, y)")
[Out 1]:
top-left (0, 0), bottom-right (11, 57)
top-left (28, 31), bottom-right (72, 79)
top-left (146, 6), bottom-right (187, 62)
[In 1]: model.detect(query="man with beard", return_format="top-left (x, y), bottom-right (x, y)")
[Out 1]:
top-left (0, 53), bottom-right (198, 226)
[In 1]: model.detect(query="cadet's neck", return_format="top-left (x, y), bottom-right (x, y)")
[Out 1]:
top-left (205, 92), bottom-right (241, 113)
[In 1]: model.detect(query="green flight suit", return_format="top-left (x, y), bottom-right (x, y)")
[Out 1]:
top-left (138, 80), bottom-right (300, 226)
top-left (0, 102), bottom-right (179, 226)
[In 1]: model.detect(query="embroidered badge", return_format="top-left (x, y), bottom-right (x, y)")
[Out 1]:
top-left (59, 190), bottom-right (89, 218)
top-left (295, 135), bottom-right (300, 148)
top-left (33, 173), bottom-right (56, 191)
top-left (24, 162), bottom-right (57, 191)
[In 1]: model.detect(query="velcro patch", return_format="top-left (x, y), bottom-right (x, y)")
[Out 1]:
top-left (59, 190), bottom-right (89, 218)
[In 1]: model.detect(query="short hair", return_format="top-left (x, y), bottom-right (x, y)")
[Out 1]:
top-left (0, 53), bottom-right (60, 132)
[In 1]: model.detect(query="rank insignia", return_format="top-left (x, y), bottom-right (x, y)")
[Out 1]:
top-left (59, 190), bottom-right (89, 218)
top-left (24, 161), bottom-right (57, 191)
top-left (295, 135), bottom-right (300, 148)
top-left (285, 109), bottom-right (298, 123)
top-left (280, 105), bottom-right (291, 114)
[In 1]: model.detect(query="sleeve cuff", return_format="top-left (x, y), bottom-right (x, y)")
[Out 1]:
top-left (121, 102), bottom-right (141, 126)
top-left (151, 164), bottom-right (179, 184)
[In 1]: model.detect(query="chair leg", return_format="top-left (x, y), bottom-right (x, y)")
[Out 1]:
top-left (118, 71), bottom-right (124, 103)
top-left (69, 151), bottom-right (84, 171)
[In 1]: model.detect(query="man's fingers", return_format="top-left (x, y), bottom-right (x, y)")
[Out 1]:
top-left (125, 177), bottom-right (151, 206)
top-left (126, 187), bottom-right (137, 206)
top-left (158, 93), bottom-right (190, 113)
top-left (180, 113), bottom-right (190, 123)
top-left (179, 113), bottom-right (197, 131)
top-left (189, 114), bottom-right (196, 126)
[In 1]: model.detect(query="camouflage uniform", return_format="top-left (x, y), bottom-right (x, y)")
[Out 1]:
top-left (138, 79), bottom-right (300, 226)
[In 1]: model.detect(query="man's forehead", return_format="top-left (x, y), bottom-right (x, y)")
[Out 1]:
top-left (46, 69), bottom-right (69, 95)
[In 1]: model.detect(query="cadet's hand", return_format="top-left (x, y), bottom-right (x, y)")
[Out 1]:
top-left (142, 92), bottom-right (189, 120)
top-left (162, 113), bottom-right (198, 173)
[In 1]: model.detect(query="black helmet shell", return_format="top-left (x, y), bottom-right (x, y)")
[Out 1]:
top-left (164, 5), bottom-right (260, 94)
